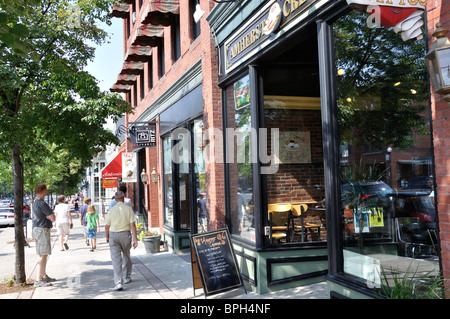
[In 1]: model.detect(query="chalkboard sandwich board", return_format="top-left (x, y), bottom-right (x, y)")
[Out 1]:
top-left (190, 228), bottom-right (244, 297)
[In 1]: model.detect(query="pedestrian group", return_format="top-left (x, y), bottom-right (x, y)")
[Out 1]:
top-left (31, 183), bottom-right (138, 291)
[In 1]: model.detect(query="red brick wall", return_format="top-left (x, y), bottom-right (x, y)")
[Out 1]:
top-left (120, 1), bottom-right (225, 231)
top-left (426, 0), bottom-right (450, 293)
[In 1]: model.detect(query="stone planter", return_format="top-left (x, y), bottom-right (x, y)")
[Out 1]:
top-left (142, 235), bottom-right (161, 254)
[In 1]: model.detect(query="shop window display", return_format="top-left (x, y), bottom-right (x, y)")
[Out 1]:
top-left (334, 11), bottom-right (439, 289)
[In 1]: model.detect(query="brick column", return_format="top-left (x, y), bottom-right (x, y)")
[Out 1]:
top-left (426, 0), bottom-right (450, 292)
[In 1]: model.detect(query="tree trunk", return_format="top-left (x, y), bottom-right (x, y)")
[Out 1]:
top-left (12, 144), bottom-right (26, 284)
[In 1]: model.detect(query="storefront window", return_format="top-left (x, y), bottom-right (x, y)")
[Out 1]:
top-left (163, 135), bottom-right (173, 228)
top-left (193, 119), bottom-right (206, 233)
top-left (226, 74), bottom-right (256, 242)
top-left (261, 27), bottom-right (326, 246)
top-left (334, 11), bottom-right (439, 289)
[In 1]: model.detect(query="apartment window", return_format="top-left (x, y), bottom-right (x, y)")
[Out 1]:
top-left (172, 15), bottom-right (181, 61)
top-left (190, 0), bottom-right (201, 40)
top-left (140, 69), bottom-right (145, 101)
top-left (158, 38), bottom-right (165, 77)
top-left (147, 59), bottom-right (153, 90)
top-left (132, 1), bottom-right (136, 24)
top-left (133, 84), bottom-right (137, 107)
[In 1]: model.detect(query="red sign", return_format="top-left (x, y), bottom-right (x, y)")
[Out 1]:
top-left (102, 179), bottom-right (118, 189)
top-left (101, 151), bottom-right (124, 179)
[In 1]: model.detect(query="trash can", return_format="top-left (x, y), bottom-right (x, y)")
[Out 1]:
top-left (142, 235), bottom-right (161, 254)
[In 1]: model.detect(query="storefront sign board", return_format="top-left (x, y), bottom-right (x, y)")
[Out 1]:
top-left (223, 0), bottom-right (330, 75)
top-left (190, 228), bottom-right (244, 296)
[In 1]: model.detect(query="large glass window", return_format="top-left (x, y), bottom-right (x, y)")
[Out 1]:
top-left (261, 27), bottom-right (326, 246)
top-left (334, 11), bottom-right (439, 289)
top-left (193, 119), bottom-right (206, 233)
top-left (226, 74), bottom-right (256, 242)
top-left (163, 135), bottom-right (173, 228)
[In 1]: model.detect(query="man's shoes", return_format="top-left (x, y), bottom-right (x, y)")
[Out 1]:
top-left (124, 278), bottom-right (132, 284)
top-left (34, 280), bottom-right (52, 287)
top-left (113, 283), bottom-right (123, 291)
top-left (42, 275), bottom-right (56, 283)
top-left (64, 243), bottom-right (69, 250)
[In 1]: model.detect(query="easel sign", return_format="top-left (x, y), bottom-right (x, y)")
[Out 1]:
top-left (190, 228), bottom-right (245, 297)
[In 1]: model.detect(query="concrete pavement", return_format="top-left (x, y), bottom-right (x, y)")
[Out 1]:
top-left (0, 221), bottom-right (329, 300)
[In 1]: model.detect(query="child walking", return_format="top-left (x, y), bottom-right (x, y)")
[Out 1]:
top-left (86, 205), bottom-right (100, 252)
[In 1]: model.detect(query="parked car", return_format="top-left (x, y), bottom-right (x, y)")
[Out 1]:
top-left (0, 208), bottom-right (15, 227)
top-left (341, 181), bottom-right (393, 208)
top-left (0, 200), bottom-right (11, 207)
top-left (406, 175), bottom-right (433, 191)
top-left (387, 191), bottom-right (436, 230)
top-left (9, 203), bottom-right (30, 219)
top-left (386, 190), bottom-right (437, 257)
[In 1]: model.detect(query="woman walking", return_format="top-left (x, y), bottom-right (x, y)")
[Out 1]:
top-left (86, 205), bottom-right (100, 252)
top-left (54, 195), bottom-right (73, 251)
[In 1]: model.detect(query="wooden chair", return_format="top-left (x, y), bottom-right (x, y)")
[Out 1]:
top-left (267, 204), bottom-right (293, 244)
top-left (291, 204), bottom-right (322, 242)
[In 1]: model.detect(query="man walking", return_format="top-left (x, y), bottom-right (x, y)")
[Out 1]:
top-left (32, 184), bottom-right (56, 287)
top-left (105, 191), bottom-right (138, 291)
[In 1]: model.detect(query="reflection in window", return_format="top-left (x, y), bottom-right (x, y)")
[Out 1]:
top-left (163, 136), bottom-right (173, 228)
top-left (334, 11), bottom-right (439, 291)
top-left (226, 74), bottom-right (255, 242)
top-left (193, 119), bottom-right (206, 233)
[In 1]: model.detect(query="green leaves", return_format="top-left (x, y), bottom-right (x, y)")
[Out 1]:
top-left (0, 0), bottom-right (132, 192)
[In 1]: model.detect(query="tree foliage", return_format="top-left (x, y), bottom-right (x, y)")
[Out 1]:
top-left (0, 0), bottom-right (132, 284)
top-left (334, 11), bottom-right (428, 150)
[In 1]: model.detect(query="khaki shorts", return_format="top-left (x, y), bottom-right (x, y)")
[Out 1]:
top-left (57, 223), bottom-right (70, 235)
top-left (33, 227), bottom-right (52, 256)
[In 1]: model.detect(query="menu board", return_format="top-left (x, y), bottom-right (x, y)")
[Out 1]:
top-left (190, 228), bottom-right (243, 296)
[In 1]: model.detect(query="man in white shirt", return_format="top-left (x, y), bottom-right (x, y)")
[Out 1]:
top-left (105, 191), bottom-right (137, 291)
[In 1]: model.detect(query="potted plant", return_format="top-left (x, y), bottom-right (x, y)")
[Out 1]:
top-left (137, 229), bottom-right (161, 254)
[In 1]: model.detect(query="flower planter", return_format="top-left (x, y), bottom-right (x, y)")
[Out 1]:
top-left (142, 235), bottom-right (161, 254)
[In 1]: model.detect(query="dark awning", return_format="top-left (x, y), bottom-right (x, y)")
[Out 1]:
top-left (125, 46), bottom-right (153, 62)
top-left (141, 0), bottom-right (180, 26)
top-left (111, 3), bottom-right (130, 19)
top-left (131, 24), bottom-right (164, 47)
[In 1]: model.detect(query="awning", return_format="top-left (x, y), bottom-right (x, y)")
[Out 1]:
top-left (141, 0), bottom-right (180, 26)
top-left (111, 3), bottom-right (130, 19)
top-left (119, 61), bottom-right (145, 75)
top-left (125, 46), bottom-right (153, 62)
top-left (131, 24), bottom-right (164, 47)
top-left (110, 84), bottom-right (132, 93)
top-left (101, 151), bottom-right (124, 179)
top-left (116, 73), bottom-right (137, 85)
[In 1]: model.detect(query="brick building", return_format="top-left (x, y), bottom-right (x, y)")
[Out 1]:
top-left (110, 0), bottom-right (224, 253)
top-left (106, 0), bottom-right (450, 297)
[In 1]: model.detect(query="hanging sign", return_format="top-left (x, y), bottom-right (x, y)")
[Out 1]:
top-left (122, 152), bottom-right (137, 183)
top-left (190, 228), bottom-right (244, 296)
top-left (346, 0), bottom-right (426, 41)
top-left (129, 123), bottom-right (157, 151)
top-left (102, 179), bottom-right (118, 189)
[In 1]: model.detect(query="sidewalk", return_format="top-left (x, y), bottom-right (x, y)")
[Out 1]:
top-left (1, 222), bottom-right (329, 299)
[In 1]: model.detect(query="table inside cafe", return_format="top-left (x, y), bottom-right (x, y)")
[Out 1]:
top-left (267, 201), bottom-right (326, 243)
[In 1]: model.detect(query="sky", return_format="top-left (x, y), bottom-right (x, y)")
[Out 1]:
top-left (84, 18), bottom-right (124, 93)
top-left (84, 18), bottom-right (124, 129)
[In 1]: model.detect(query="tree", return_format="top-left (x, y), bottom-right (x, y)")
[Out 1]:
top-left (334, 11), bottom-right (428, 150)
top-left (0, 0), bottom-right (132, 284)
